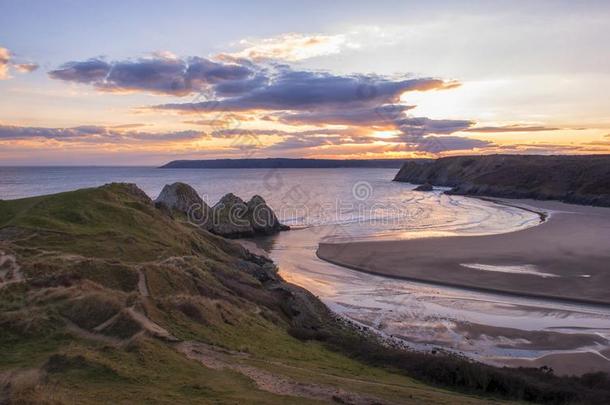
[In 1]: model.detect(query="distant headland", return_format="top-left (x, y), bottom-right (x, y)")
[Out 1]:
top-left (160, 158), bottom-right (412, 169)
top-left (394, 154), bottom-right (610, 207)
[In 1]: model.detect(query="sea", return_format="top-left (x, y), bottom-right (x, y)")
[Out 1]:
top-left (2, 166), bottom-right (609, 369)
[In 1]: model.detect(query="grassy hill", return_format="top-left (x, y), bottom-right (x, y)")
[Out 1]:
top-left (1, 184), bottom-right (608, 404)
top-left (394, 154), bottom-right (610, 206)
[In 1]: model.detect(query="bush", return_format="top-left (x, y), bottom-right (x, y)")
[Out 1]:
top-left (294, 320), bottom-right (610, 404)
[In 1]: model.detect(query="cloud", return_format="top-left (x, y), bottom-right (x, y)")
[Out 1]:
top-left (0, 48), bottom-right (11, 79)
top-left (211, 124), bottom-right (489, 154)
top-left (153, 68), bottom-right (456, 112)
top-left (466, 124), bottom-right (560, 133)
top-left (0, 124), bottom-right (206, 143)
top-left (267, 135), bottom-right (349, 150)
top-left (224, 33), bottom-right (352, 62)
top-left (48, 51), bottom-right (480, 155)
top-left (110, 123), bottom-right (150, 129)
top-left (493, 143), bottom-right (586, 154)
top-left (183, 113), bottom-right (256, 127)
top-left (584, 139), bottom-right (610, 146)
top-left (384, 117), bottom-right (489, 152)
top-left (14, 63), bottom-right (39, 73)
top-left (263, 128), bottom-right (382, 151)
top-left (408, 135), bottom-right (493, 152)
top-left (49, 58), bottom-right (111, 84)
top-left (397, 117), bottom-right (474, 137)
top-left (265, 132), bottom-right (492, 154)
top-left (49, 54), bottom-right (256, 96)
top-left (44, 46), bottom-right (510, 155)
top-left (211, 127), bottom-right (364, 139)
top-left (50, 51), bottom-right (457, 103)
top-left (0, 47), bottom-right (37, 79)
top-left (275, 104), bottom-right (416, 126)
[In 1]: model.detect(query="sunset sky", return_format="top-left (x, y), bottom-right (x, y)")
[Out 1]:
top-left (1, 0), bottom-right (609, 165)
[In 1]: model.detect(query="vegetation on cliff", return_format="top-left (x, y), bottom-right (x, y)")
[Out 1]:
top-left (394, 154), bottom-right (610, 206)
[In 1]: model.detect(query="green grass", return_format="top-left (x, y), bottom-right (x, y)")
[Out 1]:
top-left (0, 184), bottom-right (230, 263)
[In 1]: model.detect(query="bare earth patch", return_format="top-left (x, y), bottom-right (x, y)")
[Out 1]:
top-left (0, 250), bottom-right (24, 288)
top-left (176, 341), bottom-right (392, 404)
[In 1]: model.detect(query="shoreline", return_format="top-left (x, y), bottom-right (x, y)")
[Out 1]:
top-left (310, 196), bottom-right (610, 375)
top-left (474, 196), bottom-right (548, 222)
top-left (316, 198), bottom-right (610, 307)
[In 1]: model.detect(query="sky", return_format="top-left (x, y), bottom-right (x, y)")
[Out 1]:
top-left (1, 0), bottom-right (609, 165)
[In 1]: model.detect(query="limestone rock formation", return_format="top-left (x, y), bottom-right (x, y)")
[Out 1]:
top-left (155, 183), bottom-right (289, 238)
top-left (246, 195), bottom-right (289, 235)
top-left (210, 193), bottom-right (289, 238)
top-left (154, 182), bottom-right (211, 227)
top-left (210, 193), bottom-right (254, 238)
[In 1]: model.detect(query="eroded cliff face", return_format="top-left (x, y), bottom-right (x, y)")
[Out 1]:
top-left (394, 154), bottom-right (610, 206)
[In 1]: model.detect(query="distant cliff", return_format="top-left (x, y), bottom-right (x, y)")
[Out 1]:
top-left (394, 154), bottom-right (610, 206)
top-left (161, 158), bottom-right (409, 169)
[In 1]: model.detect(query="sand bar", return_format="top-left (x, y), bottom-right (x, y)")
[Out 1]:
top-left (317, 199), bottom-right (610, 306)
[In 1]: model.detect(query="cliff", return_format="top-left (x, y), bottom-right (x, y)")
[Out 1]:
top-left (394, 154), bottom-right (610, 206)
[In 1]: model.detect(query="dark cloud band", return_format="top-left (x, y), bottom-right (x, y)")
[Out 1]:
top-left (49, 56), bottom-right (255, 96)
top-left (0, 124), bottom-right (205, 143)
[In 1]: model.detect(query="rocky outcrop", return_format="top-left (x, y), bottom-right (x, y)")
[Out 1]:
top-left (155, 183), bottom-right (210, 215)
top-left (210, 194), bottom-right (290, 238)
top-left (413, 183), bottom-right (433, 192)
top-left (394, 154), bottom-right (610, 206)
top-left (210, 193), bottom-right (253, 238)
top-left (155, 183), bottom-right (288, 238)
top-left (246, 195), bottom-right (290, 235)
top-left (154, 182), bottom-right (212, 229)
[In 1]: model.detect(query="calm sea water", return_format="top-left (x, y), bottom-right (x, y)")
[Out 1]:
top-left (0, 166), bottom-right (538, 240)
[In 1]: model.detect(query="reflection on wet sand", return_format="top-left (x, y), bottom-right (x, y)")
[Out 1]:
top-left (252, 196), bottom-right (610, 376)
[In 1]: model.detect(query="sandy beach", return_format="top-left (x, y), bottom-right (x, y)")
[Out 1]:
top-left (311, 198), bottom-right (610, 375)
top-left (317, 199), bottom-right (610, 306)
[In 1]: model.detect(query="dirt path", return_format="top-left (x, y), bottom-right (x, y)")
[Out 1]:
top-left (62, 318), bottom-right (126, 346)
top-left (126, 307), bottom-right (178, 342)
top-left (176, 341), bottom-right (392, 404)
top-left (137, 269), bottom-right (149, 296)
top-left (0, 251), bottom-right (24, 289)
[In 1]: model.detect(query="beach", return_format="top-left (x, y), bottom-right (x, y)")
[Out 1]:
top-left (317, 199), bottom-right (610, 306)
top-left (307, 198), bottom-right (610, 376)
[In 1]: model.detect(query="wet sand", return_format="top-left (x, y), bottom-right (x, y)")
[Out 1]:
top-left (317, 199), bottom-right (610, 306)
